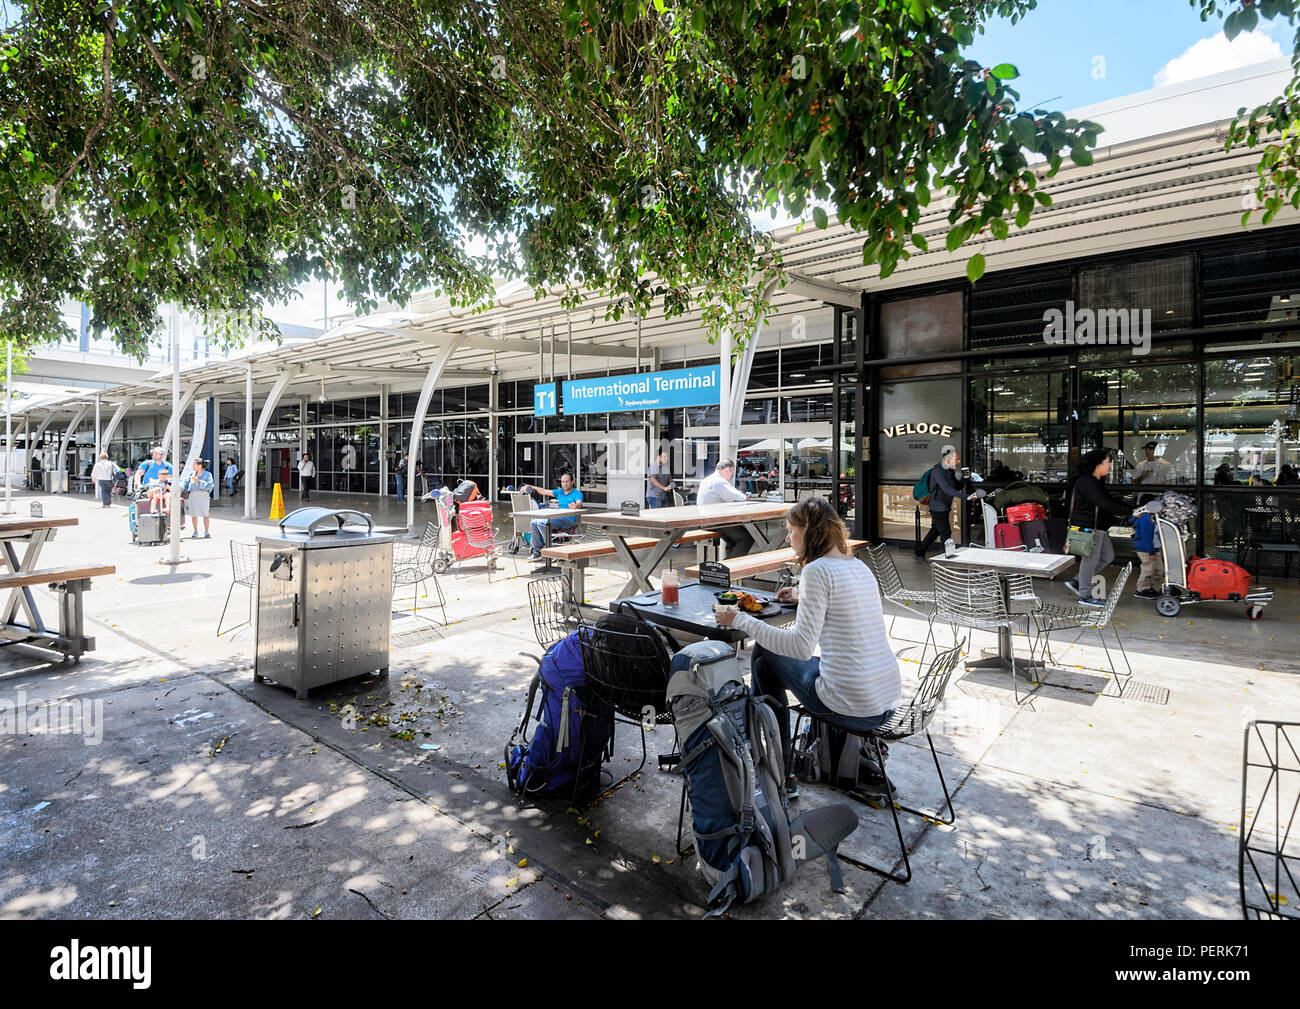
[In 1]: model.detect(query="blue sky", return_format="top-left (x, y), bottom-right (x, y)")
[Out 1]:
top-left (966, 1), bottom-right (1295, 112)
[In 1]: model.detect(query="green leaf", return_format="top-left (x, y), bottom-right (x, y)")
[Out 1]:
top-left (991, 63), bottom-right (1019, 80)
top-left (580, 33), bottom-right (600, 64)
top-left (812, 206), bottom-right (828, 229)
top-left (966, 252), bottom-right (986, 284)
top-left (990, 218), bottom-right (1008, 240)
top-left (1071, 148), bottom-right (1094, 167)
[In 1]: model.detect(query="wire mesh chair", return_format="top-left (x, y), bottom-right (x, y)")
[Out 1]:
top-left (217, 542), bottom-right (258, 637)
top-left (392, 522), bottom-right (448, 625)
top-left (828, 638), bottom-right (967, 884)
top-left (1034, 562), bottom-right (1132, 684)
top-left (1239, 720), bottom-right (1300, 919)
top-left (459, 505), bottom-right (509, 580)
top-left (526, 572), bottom-right (583, 649)
top-left (865, 542), bottom-right (935, 637)
top-left (578, 620), bottom-right (677, 800)
top-left (929, 565), bottom-right (1041, 703)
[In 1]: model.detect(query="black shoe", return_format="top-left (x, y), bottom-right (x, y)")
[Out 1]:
top-left (1064, 578), bottom-right (1081, 596)
top-left (1079, 596), bottom-right (1105, 608)
top-left (783, 775), bottom-right (799, 801)
top-left (1134, 588), bottom-right (1159, 599)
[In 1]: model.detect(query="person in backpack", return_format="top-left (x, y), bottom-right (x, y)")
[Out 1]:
top-left (1065, 448), bottom-right (1134, 608)
top-left (914, 445), bottom-right (984, 559)
top-left (715, 496), bottom-right (901, 800)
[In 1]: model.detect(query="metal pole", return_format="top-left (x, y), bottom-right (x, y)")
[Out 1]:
top-left (567, 316), bottom-right (573, 380)
top-left (166, 306), bottom-right (184, 564)
top-left (636, 315), bottom-right (642, 373)
top-left (719, 330), bottom-right (732, 464)
top-left (245, 362), bottom-right (254, 519)
top-left (4, 341), bottom-right (11, 514)
top-left (94, 394), bottom-right (102, 458)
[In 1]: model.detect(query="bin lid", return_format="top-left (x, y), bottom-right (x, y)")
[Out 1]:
top-left (277, 507), bottom-right (376, 537)
top-left (257, 508), bottom-right (393, 548)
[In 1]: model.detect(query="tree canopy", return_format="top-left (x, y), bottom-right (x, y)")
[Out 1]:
top-left (1, 0), bottom-right (1297, 360)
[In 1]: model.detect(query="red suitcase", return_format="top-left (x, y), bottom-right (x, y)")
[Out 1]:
top-left (1187, 557), bottom-right (1253, 600)
top-left (993, 522), bottom-right (1024, 549)
top-left (1006, 502), bottom-right (1046, 523)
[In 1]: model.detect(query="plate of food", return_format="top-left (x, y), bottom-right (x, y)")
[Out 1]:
top-left (713, 590), bottom-right (781, 618)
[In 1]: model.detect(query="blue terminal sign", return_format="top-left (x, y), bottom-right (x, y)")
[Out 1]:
top-left (530, 365), bottom-right (720, 417)
top-left (533, 382), bottom-right (558, 417)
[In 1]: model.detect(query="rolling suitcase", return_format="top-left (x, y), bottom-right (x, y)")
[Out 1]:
top-left (993, 522), bottom-right (1023, 549)
top-left (1018, 518), bottom-right (1051, 552)
top-left (135, 511), bottom-right (167, 545)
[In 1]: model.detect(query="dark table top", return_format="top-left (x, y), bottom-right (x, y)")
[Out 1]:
top-left (610, 580), bottom-right (793, 643)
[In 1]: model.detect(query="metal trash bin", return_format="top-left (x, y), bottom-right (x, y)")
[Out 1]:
top-left (253, 508), bottom-right (394, 698)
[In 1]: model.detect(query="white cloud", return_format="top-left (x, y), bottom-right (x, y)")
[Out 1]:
top-left (1154, 29), bottom-right (1283, 87)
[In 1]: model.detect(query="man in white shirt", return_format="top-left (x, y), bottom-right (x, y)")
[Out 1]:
top-left (1131, 440), bottom-right (1175, 485)
top-left (698, 459), bottom-right (753, 557)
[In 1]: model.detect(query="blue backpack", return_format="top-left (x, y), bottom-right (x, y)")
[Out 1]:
top-left (506, 630), bottom-right (614, 802)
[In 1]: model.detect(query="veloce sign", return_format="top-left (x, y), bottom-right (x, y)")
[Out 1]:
top-left (882, 421), bottom-right (954, 438)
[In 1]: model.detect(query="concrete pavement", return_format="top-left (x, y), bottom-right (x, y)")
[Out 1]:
top-left (1, 486), bottom-right (1297, 919)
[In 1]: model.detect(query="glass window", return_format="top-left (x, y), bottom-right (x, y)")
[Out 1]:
top-left (969, 372), bottom-right (1070, 485)
top-left (1202, 239), bottom-right (1300, 328)
top-left (464, 384), bottom-right (490, 413)
top-left (498, 380), bottom-right (517, 411)
top-left (780, 345), bottom-right (832, 388)
top-left (968, 268), bottom-right (1070, 350)
top-left (837, 308), bottom-right (859, 368)
top-left (736, 439), bottom-right (781, 494)
top-left (1204, 355), bottom-right (1300, 485)
top-left (879, 291), bottom-right (963, 359)
top-left (441, 387), bottom-right (464, 414)
top-left (786, 394), bottom-right (832, 423)
top-left (740, 397), bottom-right (780, 425)
top-left (748, 349), bottom-right (780, 390)
top-left (878, 377), bottom-right (964, 482)
top-left (1081, 364), bottom-right (1198, 486)
top-left (1079, 254), bottom-right (1193, 331)
top-left (838, 385), bottom-right (857, 482)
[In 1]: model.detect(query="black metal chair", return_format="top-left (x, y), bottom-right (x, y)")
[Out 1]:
top-left (798, 638), bottom-right (966, 885)
top-left (1239, 719), bottom-right (1300, 919)
top-left (578, 620), bottom-right (677, 801)
top-left (526, 572), bottom-right (583, 649)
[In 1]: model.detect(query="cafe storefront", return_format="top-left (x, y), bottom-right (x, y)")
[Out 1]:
top-left (833, 225), bottom-right (1300, 576)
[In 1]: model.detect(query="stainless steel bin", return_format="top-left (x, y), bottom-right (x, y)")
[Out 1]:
top-left (253, 508), bottom-right (394, 698)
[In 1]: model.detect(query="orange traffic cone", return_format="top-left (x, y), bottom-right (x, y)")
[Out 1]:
top-left (269, 482), bottom-right (285, 521)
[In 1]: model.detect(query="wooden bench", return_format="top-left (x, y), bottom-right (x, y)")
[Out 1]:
top-left (541, 529), bottom-right (720, 603)
top-left (684, 540), bottom-right (868, 582)
top-left (0, 563), bottom-right (116, 660)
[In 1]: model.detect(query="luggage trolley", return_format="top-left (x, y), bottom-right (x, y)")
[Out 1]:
top-left (1154, 514), bottom-right (1273, 620)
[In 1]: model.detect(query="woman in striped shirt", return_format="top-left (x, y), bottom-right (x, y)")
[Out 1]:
top-left (716, 496), bottom-right (901, 797)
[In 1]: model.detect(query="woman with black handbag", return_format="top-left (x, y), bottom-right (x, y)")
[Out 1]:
top-left (1066, 449), bottom-right (1134, 607)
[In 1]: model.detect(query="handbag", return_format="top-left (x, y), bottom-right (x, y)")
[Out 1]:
top-left (1065, 486), bottom-right (1097, 557)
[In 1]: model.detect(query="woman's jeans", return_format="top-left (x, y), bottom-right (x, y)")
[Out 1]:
top-left (750, 643), bottom-right (892, 769)
top-left (96, 479), bottom-right (112, 506)
top-left (1077, 529), bottom-right (1115, 601)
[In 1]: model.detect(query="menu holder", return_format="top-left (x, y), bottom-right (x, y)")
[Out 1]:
top-left (30, 501), bottom-right (42, 517)
top-left (698, 560), bottom-right (731, 589)
top-left (620, 500), bottom-right (641, 516)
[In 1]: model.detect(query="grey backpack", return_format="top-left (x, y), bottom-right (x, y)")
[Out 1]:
top-left (667, 640), bottom-right (859, 917)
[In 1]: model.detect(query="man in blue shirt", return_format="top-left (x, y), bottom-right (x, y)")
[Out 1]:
top-left (135, 446), bottom-right (173, 513)
top-left (522, 471), bottom-right (583, 561)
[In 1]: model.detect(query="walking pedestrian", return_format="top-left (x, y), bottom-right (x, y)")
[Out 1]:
top-left (180, 458), bottom-right (215, 538)
top-left (298, 451), bottom-right (316, 502)
top-left (90, 452), bottom-right (117, 508)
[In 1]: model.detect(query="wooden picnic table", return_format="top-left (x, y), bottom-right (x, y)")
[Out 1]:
top-left (0, 516), bottom-right (113, 659)
top-left (581, 501), bottom-right (792, 599)
top-left (930, 546), bottom-right (1075, 674)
